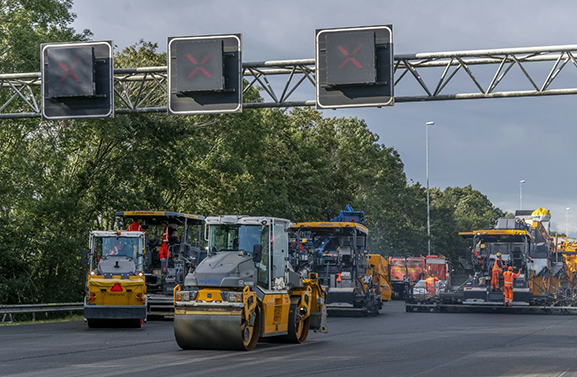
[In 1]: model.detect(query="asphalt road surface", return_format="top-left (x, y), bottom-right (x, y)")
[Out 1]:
top-left (1, 300), bottom-right (576, 377)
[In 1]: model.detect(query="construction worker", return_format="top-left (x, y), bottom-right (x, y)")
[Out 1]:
top-left (126, 220), bottom-right (143, 232)
top-left (476, 244), bottom-right (487, 270)
top-left (491, 252), bottom-right (504, 291)
top-left (425, 274), bottom-right (439, 297)
top-left (503, 266), bottom-right (521, 306)
top-left (108, 239), bottom-right (129, 257)
top-left (159, 222), bottom-right (171, 274)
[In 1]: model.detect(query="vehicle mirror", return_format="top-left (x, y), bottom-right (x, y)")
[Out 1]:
top-left (80, 251), bottom-right (89, 265)
top-left (253, 244), bottom-right (262, 262)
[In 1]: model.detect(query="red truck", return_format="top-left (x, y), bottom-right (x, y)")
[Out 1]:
top-left (389, 255), bottom-right (450, 299)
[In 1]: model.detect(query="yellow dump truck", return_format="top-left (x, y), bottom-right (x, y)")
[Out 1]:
top-left (173, 215), bottom-right (327, 350)
top-left (83, 230), bottom-right (147, 328)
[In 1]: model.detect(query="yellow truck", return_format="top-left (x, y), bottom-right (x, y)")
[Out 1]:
top-left (83, 230), bottom-right (147, 328)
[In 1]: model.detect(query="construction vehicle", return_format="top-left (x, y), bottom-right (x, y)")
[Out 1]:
top-left (290, 205), bottom-right (392, 316)
top-left (82, 230), bottom-right (148, 328)
top-left (389, 255), bottom-right (450, 299)
top-left (173, 215), bottom-right (327, 351)
top-left (115, 211), bottom-right (205, 317)
top-left (551, 235), bottom-right (577, 298)
top-left (407, 208), bottom-right (577, 314)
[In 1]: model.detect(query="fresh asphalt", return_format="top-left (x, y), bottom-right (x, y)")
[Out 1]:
top-left (1, 300), bottom-right (576, 377)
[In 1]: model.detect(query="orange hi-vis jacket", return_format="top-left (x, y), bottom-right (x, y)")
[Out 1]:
top-left (425, 276), bottom-right (439, 295)
top-left (492, 259), bottom-right (503, 273)
top-left (127, 221), bottom-right (143, 232)
top-left (503, 270), bottom-right (520, 287)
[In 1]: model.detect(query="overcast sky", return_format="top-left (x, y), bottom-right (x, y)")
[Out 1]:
top-left (70, 0), bottom-right (577, 235)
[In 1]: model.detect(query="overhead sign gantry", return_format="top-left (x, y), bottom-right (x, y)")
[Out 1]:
top-left (3, 27), bottom-right (577, 119)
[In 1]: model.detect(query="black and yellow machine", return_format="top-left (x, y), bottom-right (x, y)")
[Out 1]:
top-left (115, 211), bottom-right (205, 317)
top-left (173, 215), bottom-right (328, 351)
top-left (290, 212), bottom-right (392, 316)
top-left (83, 230), bottom-right (148, 328)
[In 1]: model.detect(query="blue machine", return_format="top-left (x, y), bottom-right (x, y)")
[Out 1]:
top-left (331, 204), bottom-right (365, 224)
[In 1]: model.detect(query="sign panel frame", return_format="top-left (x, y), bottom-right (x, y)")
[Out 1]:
top-left (167, 34), bottom-right (242, 115)
top-left (316, 25), bottom-right (394, 109)
top-left (41, 40), bottom-right (114, 120)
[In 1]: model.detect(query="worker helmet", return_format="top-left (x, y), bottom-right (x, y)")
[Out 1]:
top-left (508, 266), bottom-right (513, 271)
top-left (496, 252), bottom-right (502, 257)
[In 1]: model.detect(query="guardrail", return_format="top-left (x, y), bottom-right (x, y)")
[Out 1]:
top-left (0, 303), bottom-right (84, 323)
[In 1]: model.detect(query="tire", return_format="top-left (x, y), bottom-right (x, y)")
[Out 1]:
top-left (276, 303), bottom-right (310, 343)
top-left (241, 305), bottom-right (261, 351)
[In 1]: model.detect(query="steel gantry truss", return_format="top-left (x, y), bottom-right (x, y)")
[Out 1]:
top-left (2, 44), bottom-right (577, 119)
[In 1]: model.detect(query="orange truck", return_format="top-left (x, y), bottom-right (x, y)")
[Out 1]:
top-left (389, 255), bottom-right (450, 299)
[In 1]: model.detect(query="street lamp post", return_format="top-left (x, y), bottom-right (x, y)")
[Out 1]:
top-left (566, 207), bottom-right (570, 237)
top-left (426, 121), bottom-right (434, 256)
top-left (519, 180), bottom-right (526, 209)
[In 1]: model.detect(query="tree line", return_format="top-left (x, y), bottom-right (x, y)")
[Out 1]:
top-left (0, 1), bottom-right (504, 304)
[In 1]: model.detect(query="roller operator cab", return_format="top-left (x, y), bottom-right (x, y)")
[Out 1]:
top-left (173, 215), bottom-right (328, 351)
top-left (83, 231), bottom-right (147, 328)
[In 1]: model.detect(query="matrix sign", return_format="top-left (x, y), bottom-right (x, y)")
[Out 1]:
top-left (316, 25), bottom-right (394, 109)
top-left (41, 41), bottom-right (114, 120)
top-left (168, 34), bottom-right (242, 115)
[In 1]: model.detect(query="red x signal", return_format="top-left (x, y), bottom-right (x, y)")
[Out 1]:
top-left (186, 53), bottom-right (212, 78)
top-left (337, 44), bottom-right (363, 69)
top-left (57, 58), bottom-right (82, 82)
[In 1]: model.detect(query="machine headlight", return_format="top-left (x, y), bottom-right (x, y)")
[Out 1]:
top-left (176, 291), bottom-right (189, 301)
top-left (176, 290), bottom-right (198, 302)
top-left (221, 291), bottom-right (243, 302)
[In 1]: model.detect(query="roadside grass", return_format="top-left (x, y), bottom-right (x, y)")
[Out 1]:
top-left (0, 314), bottom-right (84, 326)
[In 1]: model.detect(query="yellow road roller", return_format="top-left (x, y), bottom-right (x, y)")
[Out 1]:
top-left (173, 215), bottom-right (327, 350)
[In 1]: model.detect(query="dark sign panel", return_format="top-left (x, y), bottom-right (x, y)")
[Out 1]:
top-left (326, 30), bottom-right (376, 86)
top-left (41, 41), bottom-right (114, 120)
top-left (175, 39), bottom-right (224, 92)
top-left (168, 34), bottom-right (242, 115)
top-left (316, 25), bottom-right (394, 109)
top-left (46, 47), bottom-right (95, 98)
